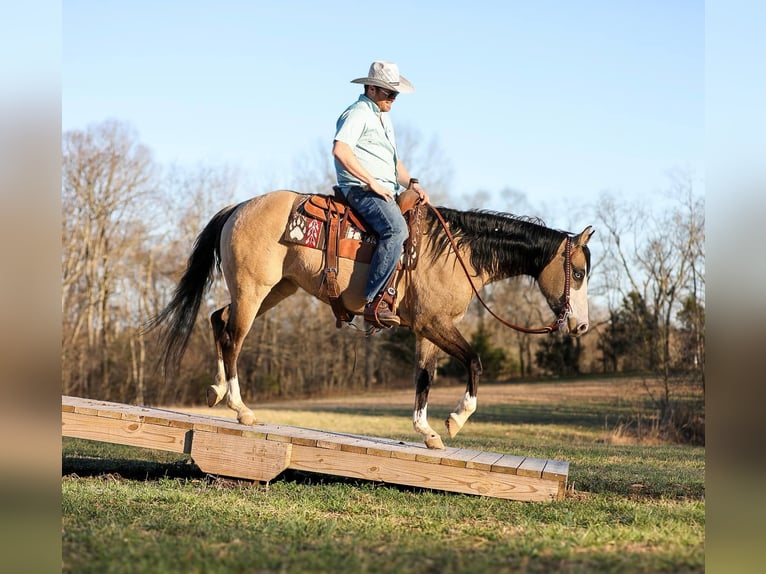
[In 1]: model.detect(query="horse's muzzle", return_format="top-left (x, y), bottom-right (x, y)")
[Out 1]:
top-left (566, 315), bottom-right (589, 337)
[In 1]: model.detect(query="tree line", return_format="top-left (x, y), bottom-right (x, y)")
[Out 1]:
top-left (62, 120), bottom-right (705, 420)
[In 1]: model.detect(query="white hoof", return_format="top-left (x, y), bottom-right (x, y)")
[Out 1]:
top-left (425, 435), bottom-right (445, 449)
top-left (445, 414), bottom-right (463, 438)
top-left (206, 385), bottom-right (225, 407)
top-left (238, 410), bottom-right (256, 426)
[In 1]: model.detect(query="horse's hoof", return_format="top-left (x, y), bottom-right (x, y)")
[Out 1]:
top-left (238, 411), bottom-right (256, 426)
top-left (425, 435), bottom-right (445, 450)
top-left (206, 386), bottom-right (224, 407)
top-left (445, 415), bottom-right (462, 439)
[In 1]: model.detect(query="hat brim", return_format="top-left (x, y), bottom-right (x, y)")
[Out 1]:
top-left (350, 75), bottom-right (415, 93)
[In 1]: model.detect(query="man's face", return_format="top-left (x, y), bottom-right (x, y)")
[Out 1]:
top-left (368, 86), bottom-right (398, 112)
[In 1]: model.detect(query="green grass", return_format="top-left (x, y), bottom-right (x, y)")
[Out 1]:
top-left (62, 379), bottom-right (704, 573)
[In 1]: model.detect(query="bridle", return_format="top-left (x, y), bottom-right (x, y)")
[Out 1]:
top-left (428, 204), bottom-right (573, 335)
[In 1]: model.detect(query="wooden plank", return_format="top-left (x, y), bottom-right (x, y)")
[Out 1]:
top-left (121, 412), bottom-right (143, 423)
top-left (338, 433), bottom-right (422, 450)
top-left (339, 438), bottom-right (370, 455)
top-left (365, 444), bottom-right (394, 458)
top-left (386, 442), bottom-right (434, 462)
top-left (439, 448), bottom-right (487, 468)
top-left (517, 457), bottom-right (548, 478)
top-left (241, 428), bottom-right (269, 441)
top-left (208, 423), bottom-right (242, 436)
top-left (414, 449), bottom-right (445, 464)
top-left (190, 420), bottom-right (220, 433)
top-left (389, 447), bottom-right (418, 461)
top-left (542, 459), bottom-right (570, 481)
top-left (279, 426), bottom-right (323, 447)
top-left (315, 436), bottom-right (344, 451)
top-left (62, 410), bottom-right (189, 454)
top-left (491, 454), bottom-right (526, 475)
top-left (288, 444), bottom-right (560, 502)
top-left (73, 404), bottom-right (100, 417)
top-left (97, 409), bottom-right (125, 420)
top-left (190, 431), bottom-right (292, 482)
top-left (265, 424), bottom-right (298, 445)
top-left (326, 435), bottom-right (444, 462)
top-left (465, 451), bottom-right (505, 471)
top-left (548, 459), bottom-right (571, 499)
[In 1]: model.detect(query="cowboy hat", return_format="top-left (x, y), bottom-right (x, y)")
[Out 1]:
top-left (350, 61), bottom-right (415, 93)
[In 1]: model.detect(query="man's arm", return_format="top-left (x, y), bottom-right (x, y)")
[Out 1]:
top-left (396, 159), bottom-right (430, 204)
top-left (333, 140), bottom-right (395, 202)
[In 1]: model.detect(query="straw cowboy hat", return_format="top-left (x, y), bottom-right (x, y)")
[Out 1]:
top-left (351, 61), bottom-right (415, 93)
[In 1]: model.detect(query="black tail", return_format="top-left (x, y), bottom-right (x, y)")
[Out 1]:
top-left (144, 202), bottom-right (243, 376)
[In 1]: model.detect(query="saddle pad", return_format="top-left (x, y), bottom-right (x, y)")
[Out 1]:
top-left (283, 197), bottom-right (377, 263)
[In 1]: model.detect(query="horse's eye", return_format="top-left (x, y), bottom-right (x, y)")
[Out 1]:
top-left (573, 271), bottom-right (584, 281)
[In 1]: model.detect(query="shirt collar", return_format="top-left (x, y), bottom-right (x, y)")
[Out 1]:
top-left (358, 94), bottom-right (382, 114)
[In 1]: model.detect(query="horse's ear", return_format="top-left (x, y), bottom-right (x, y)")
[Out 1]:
top-left (574, 226), bottom-right (595, 247)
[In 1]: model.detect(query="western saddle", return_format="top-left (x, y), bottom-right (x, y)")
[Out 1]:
top-left (303, 181), bottom-right (425, 329)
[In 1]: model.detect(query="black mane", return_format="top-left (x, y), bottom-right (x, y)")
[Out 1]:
top-left (425, 207), bottom-right (568, 280)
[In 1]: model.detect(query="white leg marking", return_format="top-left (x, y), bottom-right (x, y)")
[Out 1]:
top-left (226, 375), bottom-right (255, 425)
top-left (413, 406), bottom-right (444, 448)
top-left (413, 406), bottom-right (433, 437)
top-left (207, 358), bottom-right (228, 406)
top-left (449, 391), bottom-right (477, 430)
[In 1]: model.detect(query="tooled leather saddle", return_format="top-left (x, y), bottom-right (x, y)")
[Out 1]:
top-left (282, 183), bottom-right (425, 327)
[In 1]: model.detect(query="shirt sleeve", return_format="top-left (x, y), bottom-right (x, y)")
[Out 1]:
top-left (334, 107), bottom-right (367, 146)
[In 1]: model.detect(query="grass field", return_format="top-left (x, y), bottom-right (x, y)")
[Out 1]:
top-left (62, 377), bottom-right (704, 573)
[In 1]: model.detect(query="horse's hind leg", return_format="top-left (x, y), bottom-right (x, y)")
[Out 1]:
top-left (218, 297), bottom-right (260, 425)
top-left (207, 305), bottom-right (230, 408)
top-left (211, 280), bottom-right (298, 424)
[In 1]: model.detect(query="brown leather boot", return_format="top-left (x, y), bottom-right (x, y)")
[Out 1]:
top-left (364, 300), bottom-right (400, 328)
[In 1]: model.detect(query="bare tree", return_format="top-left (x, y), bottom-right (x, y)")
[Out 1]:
top-left (596, 172), bottom-right (704, 418)
top-left (62, 120), bottom-right (156, 398)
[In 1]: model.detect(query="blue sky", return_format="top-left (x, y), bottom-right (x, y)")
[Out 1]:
top-left (60, 1), bottom-right (704, 214)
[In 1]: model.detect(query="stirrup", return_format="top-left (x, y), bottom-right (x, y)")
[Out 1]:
top-left (364, 288), bottom-right (400, 328)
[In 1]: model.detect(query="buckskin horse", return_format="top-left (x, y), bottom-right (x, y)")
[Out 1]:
top-left (147, 189), bottom-right (594, 449)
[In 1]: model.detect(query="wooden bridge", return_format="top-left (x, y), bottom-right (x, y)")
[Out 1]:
top-left (62, 395), bottom-right (569, 502)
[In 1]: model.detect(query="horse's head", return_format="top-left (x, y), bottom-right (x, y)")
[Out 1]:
top-left (538, 226), bottom-right (595, 337)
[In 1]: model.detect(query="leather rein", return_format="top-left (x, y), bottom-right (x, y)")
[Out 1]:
top-left (427, 204), bottom-right (573, 335)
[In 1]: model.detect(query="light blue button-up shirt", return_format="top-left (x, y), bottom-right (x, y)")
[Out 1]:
top-left (334, 94), bottom-right (400, 193)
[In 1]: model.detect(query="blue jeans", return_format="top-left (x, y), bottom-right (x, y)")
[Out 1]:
top-left (344, 186), bottom-right (409, 302)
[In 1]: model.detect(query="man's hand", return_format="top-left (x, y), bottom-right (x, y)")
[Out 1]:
top-left (411, 181), bottom-right (430, 205)
top-left (368, 181), bottom-right (396, 202)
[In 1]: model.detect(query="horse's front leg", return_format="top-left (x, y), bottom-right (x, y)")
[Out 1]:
top-left (445, 376), bottom-right (480, 439)
top-left (421, 323), bottom-right (481, 441)
top-left (413, 337), bottom-right (445, 449)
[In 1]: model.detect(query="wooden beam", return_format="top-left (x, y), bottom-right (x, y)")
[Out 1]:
top-left (288, 444), bottom-right (560, 501)
top-left (62, 409), bottom-right (191, 454)
top-left (191, 431), bottom-right (292, 482)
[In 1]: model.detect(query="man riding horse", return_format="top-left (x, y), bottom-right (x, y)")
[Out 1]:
top-left (332, 60), bottom-right (429, 328)
top-left (146, 61), bottom-right (595, 449)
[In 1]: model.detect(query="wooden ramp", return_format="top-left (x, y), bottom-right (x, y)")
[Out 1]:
top-left (62, 396), bottom-right (568, 502)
